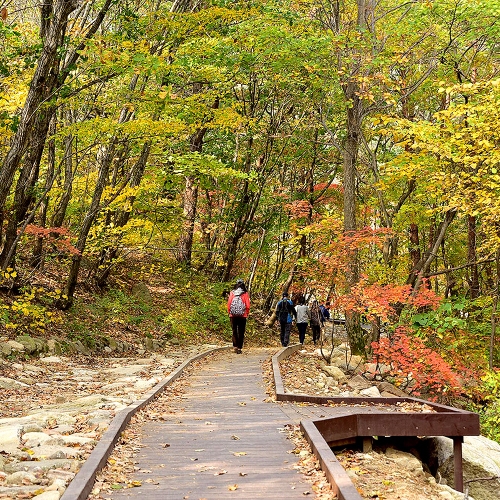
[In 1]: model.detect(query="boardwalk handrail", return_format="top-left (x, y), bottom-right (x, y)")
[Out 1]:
top-left (272, 345), bottom-right (480, 495)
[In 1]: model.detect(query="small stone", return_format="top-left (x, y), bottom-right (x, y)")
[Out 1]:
top-left (40, 356), bottom-right (63, 364)
top-left (0, 377), bottom-right (29, 389)
top-left (347, 374), bottom-right (372, 391)
top-left (321, 365), bottom-right (346, 382)
top-left (360, 386), bottom-right (381, 398)
top-left (6, 470), bottom-right (39, 485)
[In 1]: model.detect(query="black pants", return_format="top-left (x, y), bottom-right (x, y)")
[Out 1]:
top-left (311, 324), bottom-right (321, 344)
top-left (279, 321), bottom-right (292, 347)
top-left (297, 323), bottom-right (307, 344)
top-left (231, 316), bottom-right (246, 349)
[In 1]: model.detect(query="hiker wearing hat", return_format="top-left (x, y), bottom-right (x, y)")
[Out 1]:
top-left (227, 279), bottom-right (250, 354)
top-left (275, 292), bottom-right (297, 347)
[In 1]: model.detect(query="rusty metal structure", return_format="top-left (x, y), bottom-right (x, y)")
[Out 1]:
top-left (272, 345), bottom-right (480, 500)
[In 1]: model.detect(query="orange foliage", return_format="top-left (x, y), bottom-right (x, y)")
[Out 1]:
top-left (370, 327), bottom-right (461, 401)
top-left (24, 225), bottom-right (80, 255)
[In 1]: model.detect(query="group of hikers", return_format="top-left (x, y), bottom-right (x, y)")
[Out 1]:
top-left (226, 279), bottom-right (332, 354)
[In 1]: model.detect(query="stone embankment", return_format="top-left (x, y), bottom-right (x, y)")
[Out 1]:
top-left (0, 342), bottom-right (208, 500)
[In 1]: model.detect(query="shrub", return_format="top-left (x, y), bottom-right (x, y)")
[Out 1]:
top-left (370, 327), bottom-right (461, 401)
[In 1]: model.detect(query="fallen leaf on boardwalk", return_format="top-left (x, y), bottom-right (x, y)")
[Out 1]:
top-left (162, 443), bottom-right (170, 448)
top-left (205, 421), bottom-right (214, 425)
top-left (198, 466), bottom-right (216, 472)
top-left (232, 451), bottom-right (247, 456)
top-left (231, 435), bottom-right (240, 440)
top-left (239, 472), bottom-right (247, 476)
top-left (303, 492), bottom-right (311, 496)
top-left (190, 457), bottom-right (198, 461)
top-left (228, 484), bottom-right (239, 491)
top-left (145, 479), bottom-right (159, 485)
top-left (238, 402), bottom-right (246, 406)
top-left (214, 469), bottom-right (227, 475)
top-left (127, 480), bottom-right (142, 487)
top-left (195, 449), bottom-right (205, 451)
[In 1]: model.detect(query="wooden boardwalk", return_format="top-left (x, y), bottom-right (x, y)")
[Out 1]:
top-left (105, 349), bottom-right (314, 499)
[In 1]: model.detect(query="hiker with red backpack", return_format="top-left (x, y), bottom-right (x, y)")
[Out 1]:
top-left (227, 279), bottom-right (250, 354)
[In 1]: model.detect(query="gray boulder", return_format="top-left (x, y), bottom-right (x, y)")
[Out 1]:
top-left (426, 435), bottom-right (500, 500)
top-left (0, 377), bottom-right (29, 390)
top-left (347, 374), bottom-right (372, 391)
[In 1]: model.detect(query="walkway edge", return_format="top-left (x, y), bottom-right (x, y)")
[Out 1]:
top-left (300, 420), bottom-right (362, 500)
top-left (272, 345), bottom-right (362, 500)
top-left (60, 345), bottom-right (231, 500)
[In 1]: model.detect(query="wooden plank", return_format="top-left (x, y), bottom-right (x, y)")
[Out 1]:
top-left (106, 350), bottom-right (314, 499)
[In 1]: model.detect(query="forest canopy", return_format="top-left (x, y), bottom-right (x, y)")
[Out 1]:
top-left (1, 0), bottom-right (500, 437)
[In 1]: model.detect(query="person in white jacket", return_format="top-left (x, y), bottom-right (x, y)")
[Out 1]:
top-left (295, 298), bottom-right (310, 345)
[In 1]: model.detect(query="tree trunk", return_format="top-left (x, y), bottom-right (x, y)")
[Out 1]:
top-left (0, 0), bottom-right (78, 214)
top-left (95, 143), bottom-right (152, 287)
top-left (342, 86), bottom-right (364, 355)
top-left (32, 116), bottom-right (58, 268)
top-left (410, 210), bottom-right (457, 295)
top-left (0, 107), bottom-right (54, 267)
top-left (409, 222), bottom-right (421, 270)
top-left (51, 133), bottom-right (75, 227)
top-left (247, 229), bottom-right (266, 295)
top-left (59, 140), bottom-right (117, 308)
top-left (468, 215), bottom-right (480, 299)
top-left (490, 247), bottom-right (500, 370)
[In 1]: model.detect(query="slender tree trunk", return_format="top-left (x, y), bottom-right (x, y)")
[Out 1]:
top-left (468, 215), bottom-right (480, 299)
top-left (342, 86), bottom-right (364, 355)
top-left (490, 247), bottom-right (500, 370)
top-left (60, 139), bottom-right (117, 308)
top-left (51, 133), bottom-right (75, 227)
top-left (409, 222), bottom-right (421, 270)
top-left (95, 143), bottom-right (152, 287)
top-left (410, 210), bottom-right (457, 295)
top-left (0, 107), bottom-right (54, 267)
top-left (177, 96), bottom-right (219, 266)
top-left (32, 116), bottom-right (58, 268)
top-left (247, 228), bottom-right (266, 295)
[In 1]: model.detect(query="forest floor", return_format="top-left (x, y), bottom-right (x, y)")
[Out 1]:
top-left (2, 341), bottom-right (466, 500)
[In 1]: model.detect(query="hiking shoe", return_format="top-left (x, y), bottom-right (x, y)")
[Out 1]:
top-left (236, 348), bottom-right (242, 354)
top-left (233, 347), bottom-right (238, 353)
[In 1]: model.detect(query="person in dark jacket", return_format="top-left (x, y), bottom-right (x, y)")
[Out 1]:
top-left (319, 301), bottom-right (331, 325)
top-left (276, 292), bottom-right (296, 347)
top-left (309, 300), bottom-right (322, 345)
top-left (227, 279), bottom-right (250, 354)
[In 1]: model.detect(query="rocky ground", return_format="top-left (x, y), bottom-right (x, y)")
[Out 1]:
top-left (0, 344), bottom-right (210, 499)
top-left (0, 339), bottom-right (490, 500)
top-left (278, 345), bottom-right (472, 500)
